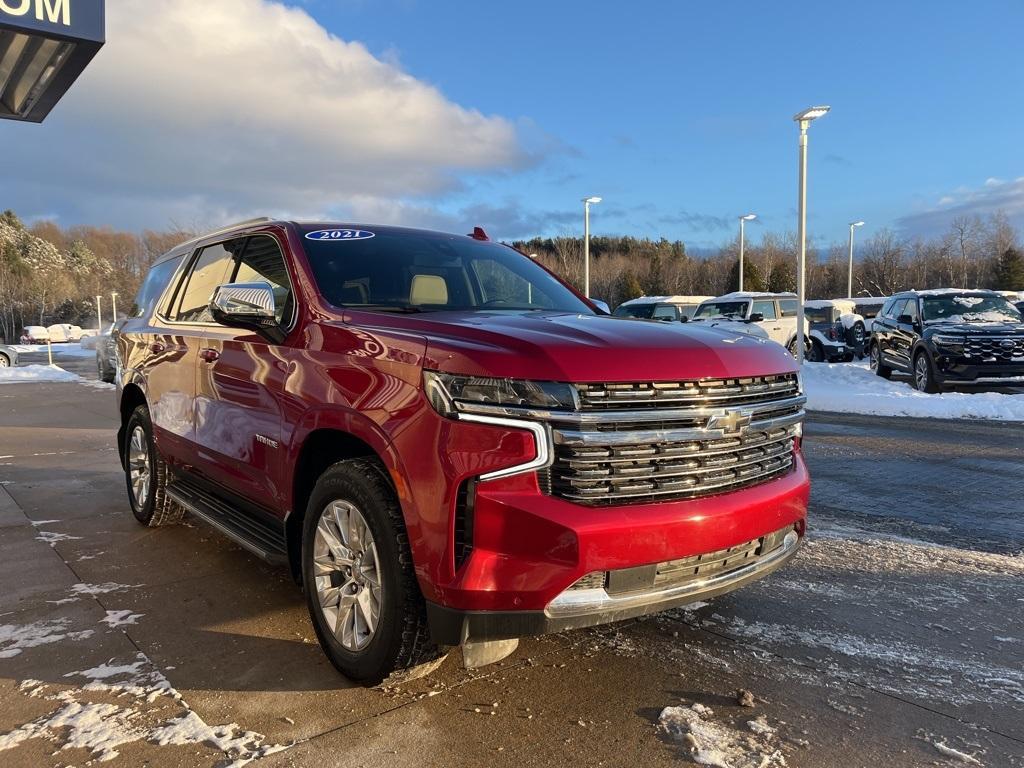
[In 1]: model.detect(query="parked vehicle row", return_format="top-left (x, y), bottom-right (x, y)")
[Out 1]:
top-left (870, 289), bottom-right (1024, 392)
top-left (612, 295), bottom-right (712, 322)
top-left (115, 219), bottom-right (809, 684)
top-left (17, 324), bottom-right (88, 344)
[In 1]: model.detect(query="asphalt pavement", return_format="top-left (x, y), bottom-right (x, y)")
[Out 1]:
top-left (0, 383), bottom-right (1021, 767)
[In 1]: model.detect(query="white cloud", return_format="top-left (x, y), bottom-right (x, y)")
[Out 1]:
top-left (896, 176), bottom-right (1024, 237)
top-left (3, 0), bottom-right (534, 228)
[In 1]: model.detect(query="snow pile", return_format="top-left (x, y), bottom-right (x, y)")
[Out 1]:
top-left (658, 704), bottom-right (785, 767)
top-left (802, 361), bottom-right (1024, 421)
top-left (0, 364), bottom-right (81, 384)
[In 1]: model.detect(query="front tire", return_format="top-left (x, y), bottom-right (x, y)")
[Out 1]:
top-left (914, 351), bottom-right (940, 393)
top-left (0, 353), bottom-right (9, 368)
top-left (302, 458), bottom-right (441, 685)
top-left (124, 405), bottom-right (186, 527)
top-left (869, 343), bottom-right (892, 379)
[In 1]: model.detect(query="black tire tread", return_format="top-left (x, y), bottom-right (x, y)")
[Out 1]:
top-left (127, 405), bottom-right (186, 527)
top-left (305, 458), bottom-right (441, 685)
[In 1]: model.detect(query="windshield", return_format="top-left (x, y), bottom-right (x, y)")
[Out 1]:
top-left (613, 304), bottom-right (657, 319)
top-left (302, 228), bottom-right (593, 314)
top-left (921, 295), bottom-right (1022, 324)
top-left (694, 301), bottom-right (749, 319)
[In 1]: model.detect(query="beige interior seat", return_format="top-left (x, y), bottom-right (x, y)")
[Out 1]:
top-left (410, 274), bottom-right (449, 306)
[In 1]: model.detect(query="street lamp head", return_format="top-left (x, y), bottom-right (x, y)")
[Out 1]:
top-left (793, 105), bottom-right (831, 122)
top-left (740, 213), bottom-right (757, 221)
top-left (583, 196), bottom-right (602, 204)
top-left (850, 220), bottom-right (865, 228)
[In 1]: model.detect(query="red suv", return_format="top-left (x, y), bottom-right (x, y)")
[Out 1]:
top-left (117, 219), bottom-right (809, 683)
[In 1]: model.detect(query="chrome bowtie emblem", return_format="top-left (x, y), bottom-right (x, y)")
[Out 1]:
top-left (708, 410), bottom-right (753, 434)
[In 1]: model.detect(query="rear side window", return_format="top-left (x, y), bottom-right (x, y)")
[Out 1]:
top-left (230, 235), bottom-right (295, 325)
top-left (651, 304), bottom-right (679, 320)
top-left (172, 241), bottom-right (240, 323)
top-left (778, 299), bottom-right (798, 318)
top-left (752, 300), bottom-right (777, 320)
top-left (131, 256), bottom-right (183, 319)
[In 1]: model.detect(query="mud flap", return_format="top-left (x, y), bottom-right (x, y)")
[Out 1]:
top-left (461, 638), bottom-right (519, 669)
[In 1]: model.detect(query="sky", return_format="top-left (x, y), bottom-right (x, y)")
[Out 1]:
top-left (4, 0), bottom-right (1024, 250)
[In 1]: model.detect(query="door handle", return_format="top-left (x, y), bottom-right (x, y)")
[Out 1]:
top-left (149, 341), bottom-right (166, 354)
top-left (199, 348), bottom-right (220, 363)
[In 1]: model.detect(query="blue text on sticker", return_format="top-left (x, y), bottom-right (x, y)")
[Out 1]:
top-left (305, 229), bottom-right (375, 242)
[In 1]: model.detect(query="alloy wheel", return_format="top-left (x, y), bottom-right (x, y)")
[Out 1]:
top-left (915, 356), bottom-right (930, 392)
top-left (0, 356), bottom-right (8, 368)
top-left (127, 426), bottom-right (151, 508)
top-left (870, 346), bottom-right (879, 371)
top-left (313, 500), bottom-right (382, 651)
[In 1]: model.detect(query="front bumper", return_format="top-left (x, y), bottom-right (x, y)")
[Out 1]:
top-left (935, 359), bottom-right (1024, 382)
top-left (428, 527), bottom-right (802, 644)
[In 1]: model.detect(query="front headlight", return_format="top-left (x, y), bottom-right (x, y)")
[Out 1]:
top-left (932, 334), bottom-right (965, 347)
top-left (424, 371), bottom-right (576, 417)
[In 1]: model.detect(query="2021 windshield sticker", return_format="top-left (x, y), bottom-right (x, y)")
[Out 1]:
top-left (304, 229), bottom-right (375, 242)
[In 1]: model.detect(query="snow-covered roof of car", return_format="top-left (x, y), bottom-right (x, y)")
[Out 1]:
top-left (849, 296), bottom-right (887, 304)
top-left (913, 288), bottom-right (999, 296)
top-left (708, 292), bottom-right (797, 301)
top-left (805, 299), bottom-right (856, 311)
top-left (618, 295), bottom-right (714, 306)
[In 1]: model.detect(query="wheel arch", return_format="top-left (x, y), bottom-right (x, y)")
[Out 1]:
top-left (287, 421), bottom-right (408, 586)
top-left (117, 383), bottom-right (148, 468)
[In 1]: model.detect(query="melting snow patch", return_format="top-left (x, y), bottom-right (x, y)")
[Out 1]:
top-left (35, 531), bottom-right (82, 545)
top-left (0, 619), bottom-right (94, 658)
top-left (920, 734), bottom-right (984, 765)
top-left (0, 364), bottom-right (81, 384)
top-left (150, 712), bottom-right (290, 766)
top-left (101, 610), bottom-right (144, 628)
top-left (71, 582), bottom-right (141, 597)
top-left (659, 704), bottom-right (786, 767)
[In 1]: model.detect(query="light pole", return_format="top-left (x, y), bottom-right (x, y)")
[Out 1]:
top-left (793, 105), bottom-right (830, 365)
top-left (96, 295), bottom-right (103, 335)
top-left (846, 221), bottom-right (864, 299)
top-left (738, 214), bottom-right (757, 291)
top-left (111, 292), bottom-right (119, 324)
top-left (582, 196), bottom-right (602, 297)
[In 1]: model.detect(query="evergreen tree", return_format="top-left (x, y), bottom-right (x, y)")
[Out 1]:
top-left (621, 272), bottom-right (644, 300)
top-left (993, 247), bottom-right (1024, 290)
top-left (726, 259), bottom-right (765, 293)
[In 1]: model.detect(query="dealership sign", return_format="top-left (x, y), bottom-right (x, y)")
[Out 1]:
top-left (0, 0), bottom-right (104, 122)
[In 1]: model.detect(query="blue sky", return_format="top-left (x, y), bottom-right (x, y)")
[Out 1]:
top-left (6, 0), bottom-right (1023, 250)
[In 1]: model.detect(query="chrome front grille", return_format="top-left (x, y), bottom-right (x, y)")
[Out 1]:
top-left (963, 336), bottom-right (1024, 361)
top-left (576, 373), bottom-right (799, 409)
top-left (545, 375), bottom-right (804, 506)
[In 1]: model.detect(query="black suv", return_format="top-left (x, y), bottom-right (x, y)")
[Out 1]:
top-left (869, 289), bottom-right (1024, 392)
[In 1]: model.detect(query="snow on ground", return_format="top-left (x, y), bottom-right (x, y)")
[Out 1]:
top-left (0, 363), bottom-right (113, 389)
top-left (658, 703), bottom-right (786, 767)
top-left (802, 360), bottom-right (1024, 421)
top-left (2, 650), bottom-right (292, 765)
top-left (0, 364), bottom-right (81, 384)
top-left (9, 343), bottom-right (97, 358)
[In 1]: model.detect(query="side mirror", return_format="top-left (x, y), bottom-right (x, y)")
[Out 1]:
top-left (679, 315), bottom-right (689, 323)
top-left (897, 313), bottom-right (913, 325)
top-left (748, 313), bottom-right (765, 323)
top-left (591, 299), bottom-right (611, 314)
top-left (209, 282), bottom-right (284, 342)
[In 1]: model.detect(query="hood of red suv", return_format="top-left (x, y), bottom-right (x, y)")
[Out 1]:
top-left (406, 310), bottom-right (796, 382)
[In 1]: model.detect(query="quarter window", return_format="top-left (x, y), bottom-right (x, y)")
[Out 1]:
top-left (131, 256), bottom-right (183, 319)
top-left (778, 299), bottom-right (798, 318)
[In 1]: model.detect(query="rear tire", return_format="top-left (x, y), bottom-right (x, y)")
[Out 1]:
top-left (808, 340), bottom-right (825, 363)
top-left (124, 405), bottom-right (186, 527)
top-left (869, 343), bottom-right (892, 379)
top-left (301, 458), bottom-right (442, 686)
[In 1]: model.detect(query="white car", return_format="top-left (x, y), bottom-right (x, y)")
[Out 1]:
top-left (63, 324), bottom-right (84, 342)
top-left (693, 292), bottom-right (808, 352)
top-left (20, 326), bottom-right (50, 344)
top-left (613, 295), bottom-right (714, 322)
top-left (46, 324), bottom-right (70, 343)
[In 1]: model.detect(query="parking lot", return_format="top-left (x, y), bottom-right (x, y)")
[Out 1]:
top-left (0, 381), bottom-right (1020, 767)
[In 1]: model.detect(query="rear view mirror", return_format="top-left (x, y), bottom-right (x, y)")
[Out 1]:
top-left (209, 282), bottom-right (283, 342)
